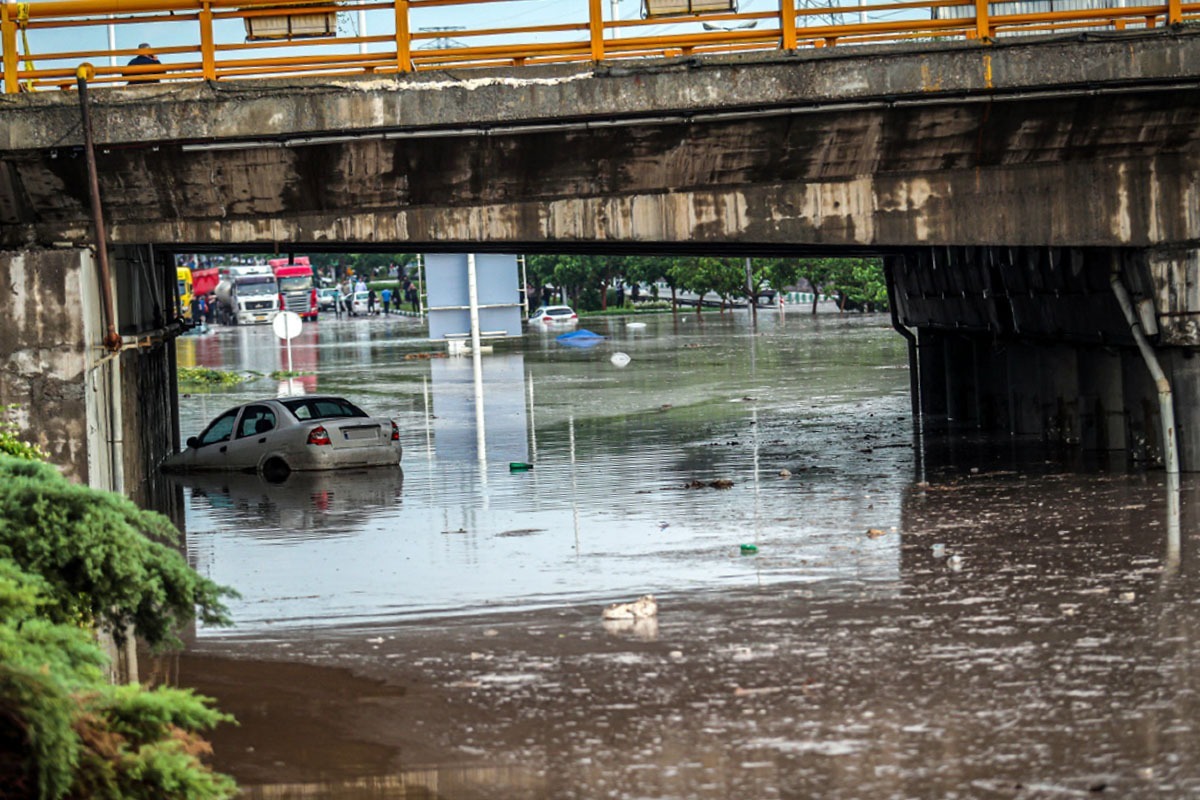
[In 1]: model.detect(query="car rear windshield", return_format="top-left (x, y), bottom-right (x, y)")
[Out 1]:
top-left (547, 308), bottom-right (573, 316)
top-left (281, 397), bottom-right (369, 421)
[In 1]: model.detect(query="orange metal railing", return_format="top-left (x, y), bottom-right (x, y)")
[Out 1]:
top-left (1, 0), bottom-right (1197, 93)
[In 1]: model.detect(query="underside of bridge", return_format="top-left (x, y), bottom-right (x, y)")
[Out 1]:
top-left (1, 29), bottom-right (1199, 485)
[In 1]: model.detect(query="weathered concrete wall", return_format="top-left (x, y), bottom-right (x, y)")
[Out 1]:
top-left (0, 246), bottom-right (181, 501)
top-left (0, 248), bottom-right (95, 479)
top-left (0, 31), bottom-right (1198, 251)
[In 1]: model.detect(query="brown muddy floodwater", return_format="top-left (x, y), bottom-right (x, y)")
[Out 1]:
top-left (161, 311), bottom-right (1200, 799)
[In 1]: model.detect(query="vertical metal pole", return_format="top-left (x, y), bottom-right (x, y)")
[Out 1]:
top-left (974, 0), bottom-right (990, 40)
top-left (588, 0), bottom-right (605, 61)
top-left (417, 254), bottom-right (425, 316)
top-left (1110, 263), bottom-right (1179, 474)
top-left (520, 254), bottom-right (529, 317)
top-left (76, 66), bottom-right (122, 352)
top-left (468, 254), bottom-right (487, 464)
top-left (1168, 0), bottom-right (1181, 24)
top-left (780, 0), bottom-right (797, 50)
top-left (108, 18), bottom-right (117, 68)
top-left (744, 257), bottom-right (757, 325)
top-left (610, 0), bottom-right (620, 37)
top-left (200, 3), bottom-right (216, 80)
top-left (358, 6), bottom-right (367, 54)
top-left (2, 5), bottom-right (18, 94)
top-left (395, 0), bottom-right (412, 71)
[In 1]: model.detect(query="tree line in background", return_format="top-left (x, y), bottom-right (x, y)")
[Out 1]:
top-left (524, 255), bottom-right (887, 313)
top-left (302, 253), bottom-right (888, 315)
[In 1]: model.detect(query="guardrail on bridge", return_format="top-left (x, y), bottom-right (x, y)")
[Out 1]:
top-left (1, 0), bottom-right (1196, 93)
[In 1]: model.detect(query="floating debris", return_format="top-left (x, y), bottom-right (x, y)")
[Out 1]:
top-left (740, 544), bottom-right (759, 555)
top-left (685, 479), bottom-right (733, 490)
top-left (867, 528), bottom-right (887, 538)
top-left (602, 594), bottom-right (657, 620)
top-left (403, 352), bottom-right (448, 360)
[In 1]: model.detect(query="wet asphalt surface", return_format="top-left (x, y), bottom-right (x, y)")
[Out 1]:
top-left (163, 311), bottom-right (1199, 799)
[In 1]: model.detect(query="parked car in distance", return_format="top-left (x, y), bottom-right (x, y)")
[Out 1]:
top-left (351, 290), bottom-right (372, 315)
top-left (163, 395), bottom-right (402, 479)
top-left (317, 287), bottom-right (340, 312)
top-left (529, 305), bottom-right (578, 328)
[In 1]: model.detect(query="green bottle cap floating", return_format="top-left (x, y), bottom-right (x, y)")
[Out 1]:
top-left (740, 544), bottom-right (758, 554)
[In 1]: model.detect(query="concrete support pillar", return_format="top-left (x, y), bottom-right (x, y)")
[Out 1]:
top-left (943, 335), bottom-right (976, 424)
top-left (1006, 343), bottom-right (1043, 437)
top-left (1077, 348), bottom-right (1125, 451)
top-left (917, 329), bottom-right (947, 420)
top-left (1136, 248), bottom-right (1200, 470)
top-left (1041, 345), bottom-right (1080, 445)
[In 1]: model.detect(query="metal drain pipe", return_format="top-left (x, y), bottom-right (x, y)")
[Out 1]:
top-left (1110, 258), bottom-right (1179, 474)
top-left (76, 64), bottom-right (121, 352)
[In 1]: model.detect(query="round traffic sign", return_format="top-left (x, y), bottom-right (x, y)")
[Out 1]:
top-left (272, 311), bottom-right (303, 340)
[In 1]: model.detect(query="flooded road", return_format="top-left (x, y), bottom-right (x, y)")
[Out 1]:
top-left (166, 312), bottom-right (1200, 798)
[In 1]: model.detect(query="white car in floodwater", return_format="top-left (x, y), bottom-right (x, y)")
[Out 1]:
top-left (163, 395), bottom-right (402, 479)
top-left (529, 305), bottom-right (578, 328)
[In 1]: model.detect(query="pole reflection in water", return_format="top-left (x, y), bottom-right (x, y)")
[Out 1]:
top-left (167, 316), bottom-right (1200, 800)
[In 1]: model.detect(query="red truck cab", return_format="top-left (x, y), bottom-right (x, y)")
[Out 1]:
top-left (269, 257), bottom-right (318, 321)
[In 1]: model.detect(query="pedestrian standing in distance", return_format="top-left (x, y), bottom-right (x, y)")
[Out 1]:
top-left (381, 287), bottom-right (392, 315)
top-left (126, 43), bottom-right (162, 83)
top-left (616, 284), bottom-right (625, 307)
top-left (408, 284), bottom-right (419, 312)
top-left (367, 289), bottom-right (377, 316)
top-left (341, 278), bottom-right (355, 317)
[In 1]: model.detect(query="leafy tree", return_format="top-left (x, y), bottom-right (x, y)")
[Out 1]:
top-left (0, 419), bottom-right (238, 799)
top-left (0, 456), bottom-right (232, 648)
top-left (0, 558), bottom-right (235, 800)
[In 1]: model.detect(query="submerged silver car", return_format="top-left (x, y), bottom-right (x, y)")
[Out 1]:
top-left (164, 395), bottom-right (402, 478)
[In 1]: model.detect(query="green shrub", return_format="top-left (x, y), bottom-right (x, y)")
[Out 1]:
top-left (0, 559), bottom-right (236, 800)
top-left (0, 405), bottom-right (49, 462)
top-left (0, 446), bottom-right (238, 799)
top-left (176, 368), bottom-right (244, 390)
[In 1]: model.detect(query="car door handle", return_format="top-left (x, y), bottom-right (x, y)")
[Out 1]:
top-left (219, 446), bottom-right (227, 453)
top-left (258, 437), bottom-right (267, 443)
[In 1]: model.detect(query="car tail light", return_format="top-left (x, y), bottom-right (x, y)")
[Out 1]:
top-left (310, 288), bottom-right (318, 311)
top-left (390, 420), bottom-right (400, 441)
top-left (278, 293), bottom-right (285, 310)
top-left (307, 425), bottom-right (332, 446)
top-left (570, 314), bottom-right (578, 320)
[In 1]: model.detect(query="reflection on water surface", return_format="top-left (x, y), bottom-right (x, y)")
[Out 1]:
top-left (169, 312), bottom-right (1198, 799)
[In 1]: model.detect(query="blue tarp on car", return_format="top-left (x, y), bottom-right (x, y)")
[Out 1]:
top-left (556, 329), bottom-right (606, 348)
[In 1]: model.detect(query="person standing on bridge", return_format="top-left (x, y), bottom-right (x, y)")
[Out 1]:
top-left (126, 43), bottom-right (162, 83)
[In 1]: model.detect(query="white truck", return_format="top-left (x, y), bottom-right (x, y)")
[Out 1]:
top-left (214, 264), bottom-right (279, 325)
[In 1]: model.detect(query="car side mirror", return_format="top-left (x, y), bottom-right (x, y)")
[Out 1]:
top-left (186, 436), bottom-right (199, 449)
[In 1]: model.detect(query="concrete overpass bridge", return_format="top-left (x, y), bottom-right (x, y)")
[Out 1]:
top-left (2, 5), bottom-right (1200, 496)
